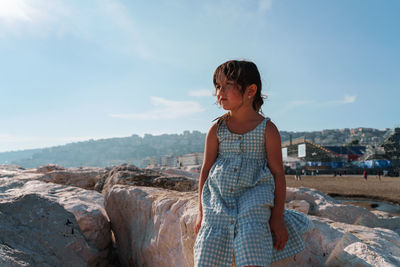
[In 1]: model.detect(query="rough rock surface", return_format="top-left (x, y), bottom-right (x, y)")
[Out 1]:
top-left (97, 164), bottom-right (197, 194)
top-left (0, 167), bottom-right (111, 267)
top-left (105, 185), bottom-right (197, 267)
top-left (36, 163), bottom-right (66, 172)
top-left (35, 165), bottom-right (106, 190)
top-left (156, 167), bottom-right (200, 181)
top-left (2, 164), bottom-right (400, 266)
top-left (1, 164), bottom-right (106, 192)
top-left (105, 185), bottom-right (400, 267)
top-left (285, 199), bottom-right (310, 214)
top-left (286, 187), bottom-right (400, 235)
top-left (0, 193), bottom-right (101, 266)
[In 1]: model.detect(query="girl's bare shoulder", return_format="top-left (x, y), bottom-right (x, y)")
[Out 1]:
top-left (206, 121), bottom-right (219, 142)
top-left (265, 120), bottom-right (282, 147)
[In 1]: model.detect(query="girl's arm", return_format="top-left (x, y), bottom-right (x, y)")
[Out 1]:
top-left (195, 122), bottom-right (218, 233)
top-left (265, 120), bottom-right (289, 251)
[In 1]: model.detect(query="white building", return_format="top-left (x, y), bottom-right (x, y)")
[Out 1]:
top-left (178, 153), bottom-right (204, 167)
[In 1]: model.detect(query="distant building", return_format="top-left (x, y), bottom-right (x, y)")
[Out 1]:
top-left (281, 136), bottom-right (366, 169)
top-left (161, 155), bottom-right (178, 167)
top-left (178, 153), bottom-right (203, 167)
top-left (323, 146), bottom-right (366, 162)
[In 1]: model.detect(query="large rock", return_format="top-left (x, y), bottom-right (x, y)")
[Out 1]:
top-left (105, 185), bottom-right (197, 267)
top-left (0, 171), bottom-right (43, 194)
top-left (0, 164), bottom-right (106, 192)
top-left (105, 185), bottom-right (400, 267)
top-left (0, 180), bottom-right (111, 267)
top-left (34, 164), bottom-right (106, 190)
top-left (0, 164), bottom-right (25, 178)
top-left (156, 167), bottom-right (200, 181)
top-left (286, 187), bottom-right (400, 235)
top-left (97, 164), bottom-right (197, 194)
top-left (279, 217), bottom-right (400, 267)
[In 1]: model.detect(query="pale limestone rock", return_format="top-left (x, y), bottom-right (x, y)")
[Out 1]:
top-left (2, 165), bottom-right (400, 266)
top-left (35, 166), bottom-right (106, 190)
top-left (285, 200), bottom-right (310, 214)
top-left (105, 185), bottom-right (197, 267)
top-left (158, 167), bottom-right (200, 180)
top-left (281, 218), bottom-right (400, 267)
top-left (105, 185), bottom-right (400, 267)
top-left (286, 187), bottom-right (400, 235)
top-left (1, 180), bottom-right (111, 266)
top-left (9, 181), bottom-right (111, 251)
top-left (0, 172), bottom-right (43, 195)
top-left (99, 164), bottom-right (197, 194)
top-left (36, 163), bottom-right (66, 172)
top-left (0, 193), bottom-right (100, 266)
top-left (1, 165), bottom-right (105, 192)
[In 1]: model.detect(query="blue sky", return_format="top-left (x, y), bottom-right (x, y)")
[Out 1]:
top-left (0, 0), bottom-right (399, 152)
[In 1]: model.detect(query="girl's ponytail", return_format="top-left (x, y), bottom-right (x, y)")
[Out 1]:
top-left (253, 92), bottom-right (266, 114)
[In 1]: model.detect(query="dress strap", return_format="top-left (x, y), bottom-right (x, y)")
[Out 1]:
top-left (262, 117), bottom-right (271, 140)
top-left (215, 115), bottom-right (229, 141)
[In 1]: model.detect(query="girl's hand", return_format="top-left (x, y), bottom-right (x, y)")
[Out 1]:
top-left (195, 212), bottom-right (202, 234)
top-left (269, 214), bottom-right (288, 251)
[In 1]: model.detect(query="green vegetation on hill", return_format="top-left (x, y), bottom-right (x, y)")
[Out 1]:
top-left (0, 128), bottom-right (389, 168)
top-left (1, 131), bottom-right (205, 168)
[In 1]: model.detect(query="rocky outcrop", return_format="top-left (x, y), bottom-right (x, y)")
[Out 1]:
top-left (286, 187), bottom-right (400, 235)
top-left (105, 185), bottom-right (400, 267)
top-left (105, 185), bottom-right (197, 267)
top-left (156, 167), bottom-right (200, 180)
top-left (36, 163), bottom-right (66, 172)
top-left (96, 164), bottom-right (197, 194)
top-left (34, 164), bottom-right (106, 190)
top-left (0, 167), bottom-right (111, 267)
top-left (2, 164), bottom-right (400, 266)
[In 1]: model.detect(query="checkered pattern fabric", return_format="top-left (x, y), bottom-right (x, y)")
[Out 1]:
top-left (194, 117), bottom-right (314, 267)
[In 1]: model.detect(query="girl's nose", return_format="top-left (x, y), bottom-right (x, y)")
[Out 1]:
top-left (217, 89), bottom-right (224, 98)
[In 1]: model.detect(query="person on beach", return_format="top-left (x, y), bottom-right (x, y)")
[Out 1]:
top-left (295, 168), bottom-right (301, 181)
top-left (193, 60), bottom-right (314, 267)
top-left (377, 170), bottom-right (382, 181)
top-left (363, 170), bottom-right (368, 181)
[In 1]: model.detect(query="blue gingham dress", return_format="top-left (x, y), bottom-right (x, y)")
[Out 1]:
top-left (194, 117), bottom-right (314, 267)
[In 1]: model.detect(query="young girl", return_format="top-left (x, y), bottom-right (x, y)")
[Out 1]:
top-left (194, 60), bottom-right (313, 267)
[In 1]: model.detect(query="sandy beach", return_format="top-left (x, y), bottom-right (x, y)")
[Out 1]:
top-left (286, 174), bottom-right (400, 204)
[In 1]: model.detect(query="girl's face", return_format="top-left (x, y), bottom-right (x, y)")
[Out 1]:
top-left (215, 73), bottom-right (244, 111)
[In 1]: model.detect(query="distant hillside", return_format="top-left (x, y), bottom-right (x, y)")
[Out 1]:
top-left (1, 131), bottom-right (205, 168)
top-left (0, 127), bottom-right (389, 168)
top-left (0, 148), bottom-right (43, 164)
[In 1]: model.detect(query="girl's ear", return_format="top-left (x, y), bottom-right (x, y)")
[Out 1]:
top-left (246, 84), bottom-right (257, 98)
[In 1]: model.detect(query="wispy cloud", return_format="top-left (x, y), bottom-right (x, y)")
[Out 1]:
top-left (344, 95), bottom-right (356, 103)
top-left (316, 94), bottom-right (357, 107)
top-left (109, 97), bottom-right (205, 120)
top-left (0, 0), bottom-right (72, 37)
top-left (189, 89), bottom-right (213, 97)
top-left (0, 0), bottom-right (40, 24)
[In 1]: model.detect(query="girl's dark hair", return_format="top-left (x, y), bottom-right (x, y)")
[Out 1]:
top-left (213, 60), bottom-right (266, 114)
